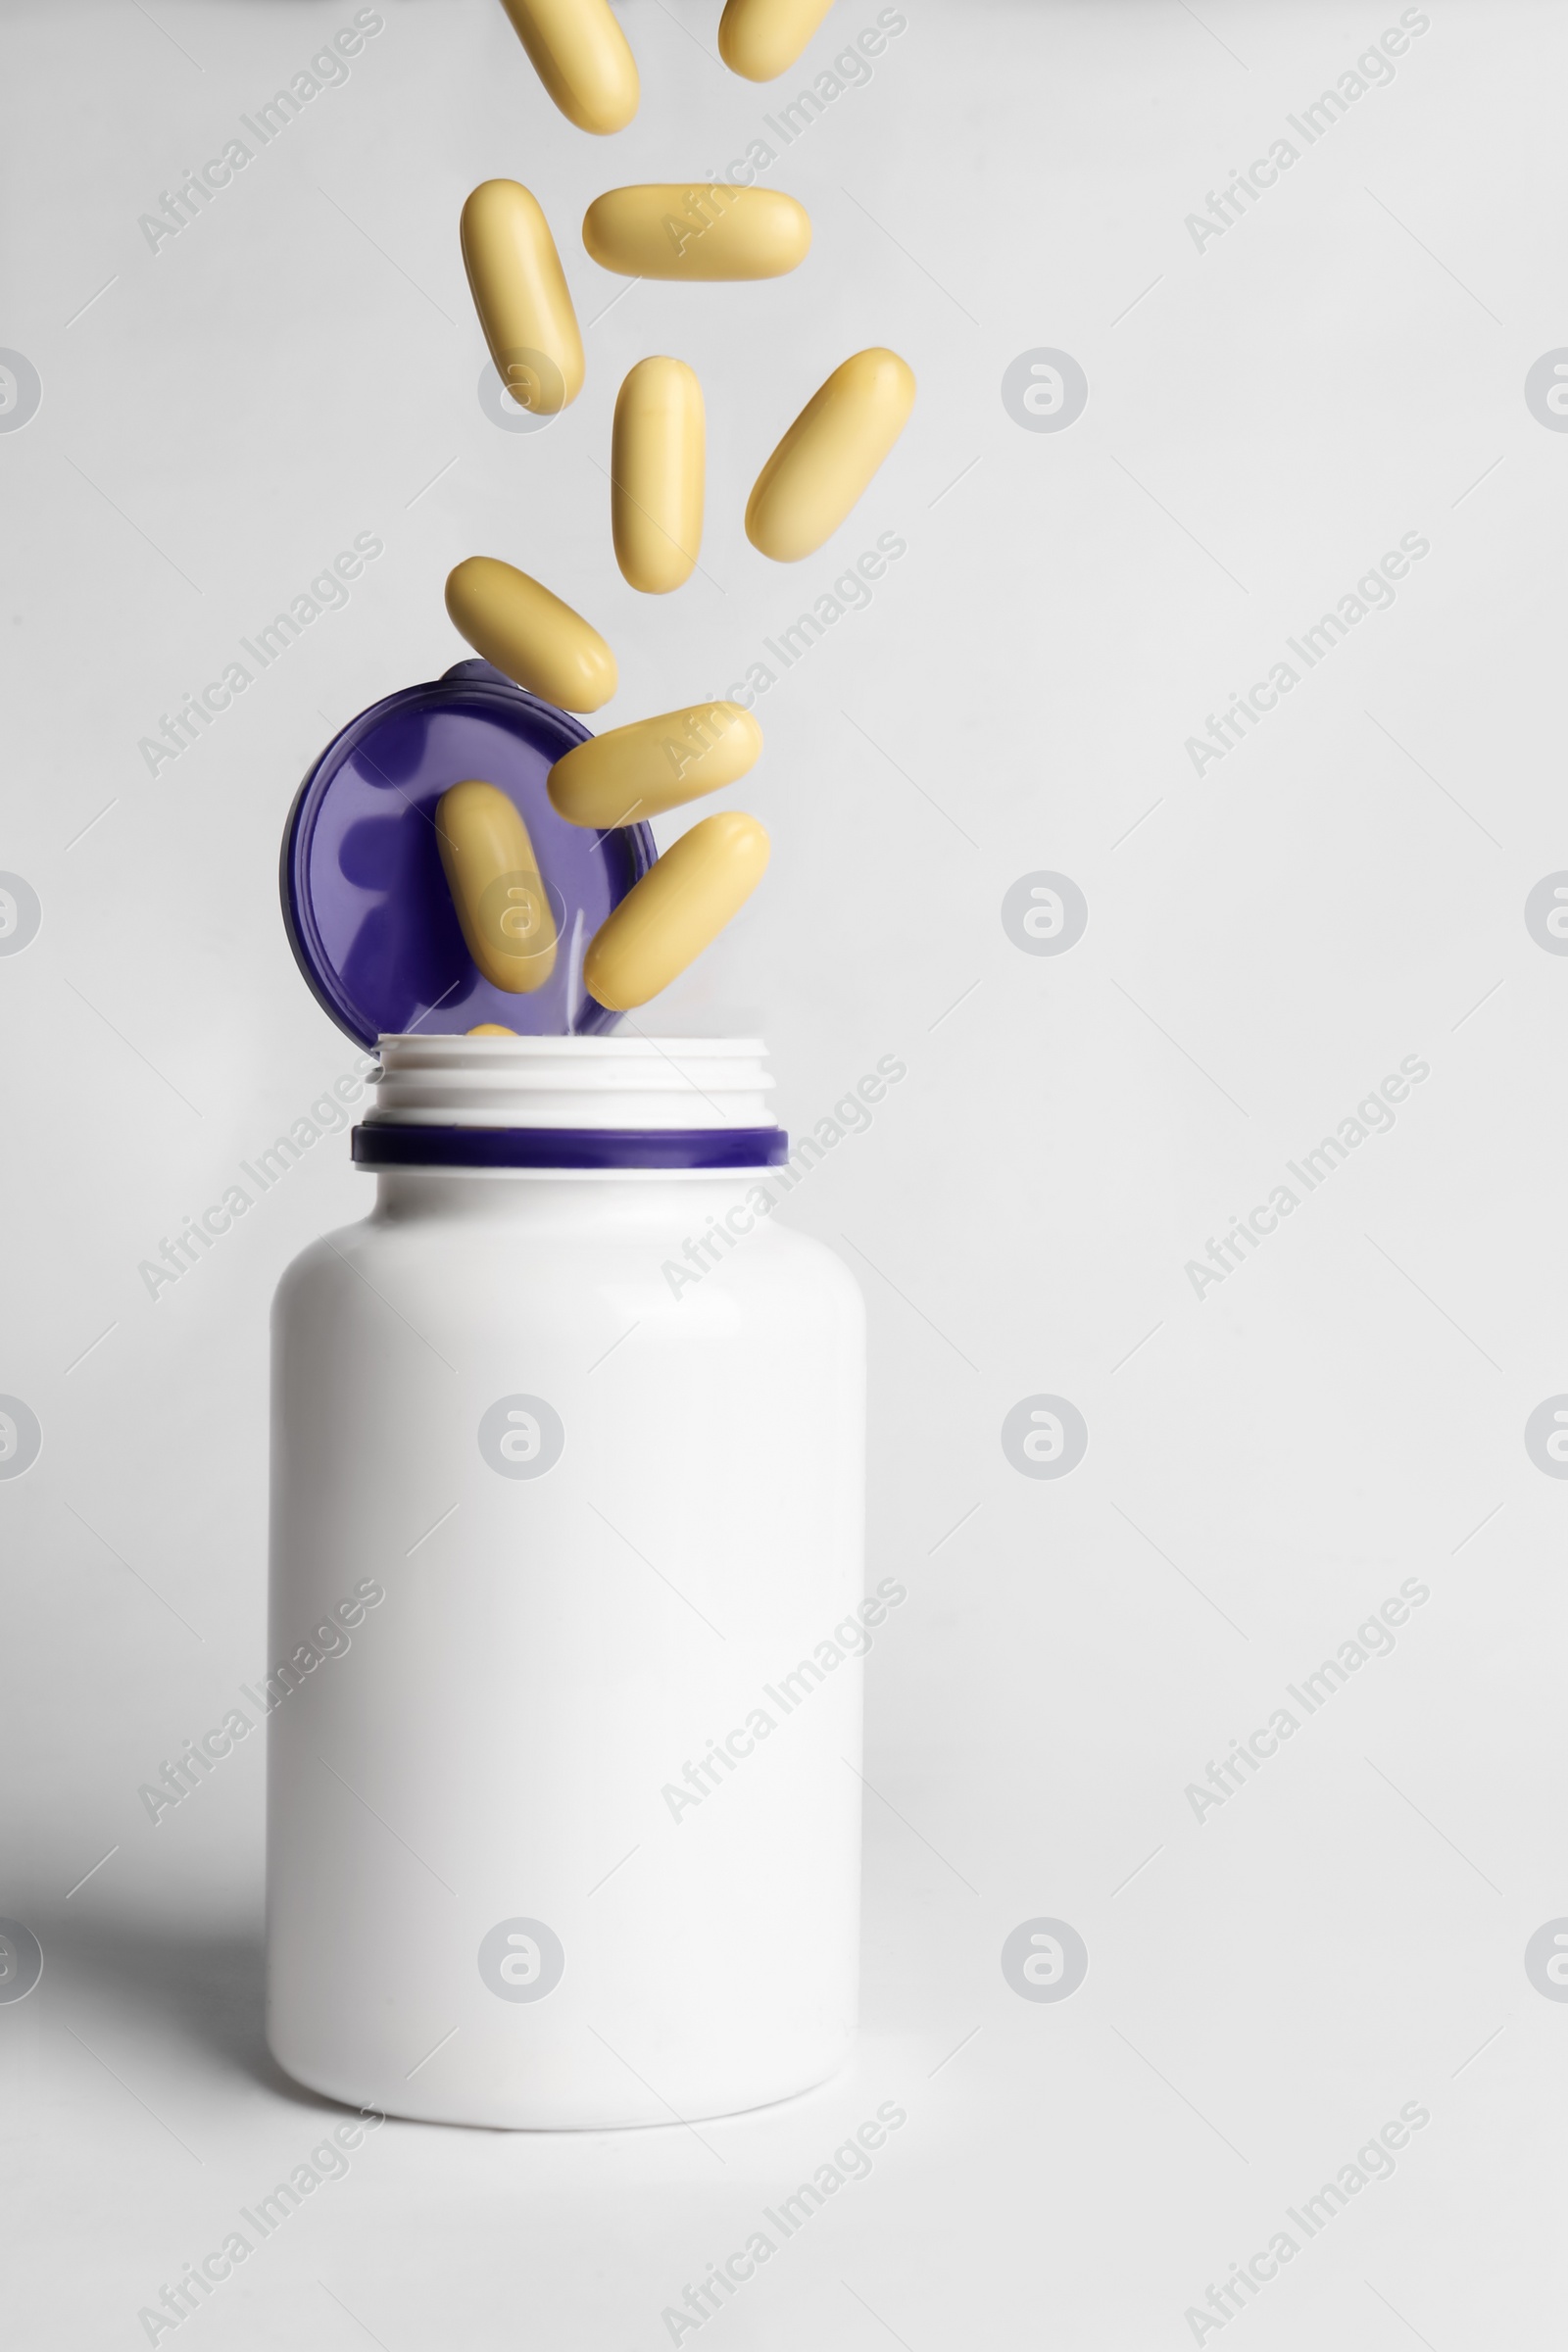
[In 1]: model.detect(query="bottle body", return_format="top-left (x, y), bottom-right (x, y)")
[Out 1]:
top-left (265, 1156), bottom-right (865, 2128)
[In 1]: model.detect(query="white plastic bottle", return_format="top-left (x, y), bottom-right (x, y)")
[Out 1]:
top-left (265, 1035), bottom-right (866, 2128)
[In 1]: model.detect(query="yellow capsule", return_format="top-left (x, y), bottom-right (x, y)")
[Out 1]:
top-left (549, 703), bottom-right (761, 829)
top-left (461, 180), bottom-right (584, 417)
top-left (446, 558), bottom-right (617, 712)
top-left (717, 0), bottom-right (835, 79)
top-left (436, 781), bottom-right (558, 995)
top-left (746, 347), bottom-right (915, 563)
top-left (612, 358), bottom-right (705, 594)
top-left (584, 812), bottom-right (769, 1010)
top-left (466, 1023), bottom-right (518, 1036)
top-left (495, 0), bottom-right (639, 133)
top-left (582, 184), bottom-right (810, 280)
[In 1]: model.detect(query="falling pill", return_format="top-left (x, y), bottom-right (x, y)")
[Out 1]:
top-left (582, 184), bottom-right (811, 280)
top-left (494, 0), bottom-right (639, 133)
top-left (549, 703), bottom-right (762, 828)
top-left (745, 347), bottom-right (915, 562)
top-left (436, 781), bottom-right (559, 994)
top-left (717, 0), bottom-right (837, 80)
top-left (445, 558), bottom-right (617, 712)
top-left (461, 179), bottom-right (584, 416)
top-left (612, 358), bottom-right (705, 594)
top-left (583, 812), bottom-right (770, 1009)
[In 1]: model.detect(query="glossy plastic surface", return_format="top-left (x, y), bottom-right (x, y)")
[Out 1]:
top-left (281, 662), bottom-right (654, 1045)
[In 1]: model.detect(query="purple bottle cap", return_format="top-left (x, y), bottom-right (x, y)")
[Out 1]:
top-left (280, 661), bottom-right (656, 1047)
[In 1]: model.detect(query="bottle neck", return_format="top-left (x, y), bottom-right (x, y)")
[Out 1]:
top-left (366, 1032), bottom-right (776, 1132)
top-left (355, 1030), bottom-right (785, 1185)
top-left (355, 1032), bottom-right (786, 1180)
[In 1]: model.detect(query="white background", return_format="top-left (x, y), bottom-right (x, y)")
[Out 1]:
top-left (2, 0), bottom-right (1565, 2343)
